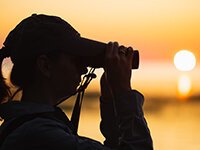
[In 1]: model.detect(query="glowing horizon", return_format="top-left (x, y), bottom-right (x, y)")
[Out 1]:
top-left (1, 0), bottom-right (200, 99)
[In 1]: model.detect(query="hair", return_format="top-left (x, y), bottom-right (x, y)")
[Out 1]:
top-left (0, 47), bottom-right (63, 104)
top-left (0, 47), bottom-right (11, 103)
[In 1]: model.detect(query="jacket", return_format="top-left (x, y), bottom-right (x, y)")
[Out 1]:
top-left (0, 90), bottom-right (153, 150)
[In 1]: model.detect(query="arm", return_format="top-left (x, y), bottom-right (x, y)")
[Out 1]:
top-left (100, 42), bottom-right (153, 150)
top-left (100, 84), bottom-right (153, 150)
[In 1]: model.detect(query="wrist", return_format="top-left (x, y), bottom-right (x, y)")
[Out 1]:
top-left (112, 86), bottom-right (132, 96)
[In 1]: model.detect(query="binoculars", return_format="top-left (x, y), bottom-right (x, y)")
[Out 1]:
top-left (77, 38), bottom-right (139, 69)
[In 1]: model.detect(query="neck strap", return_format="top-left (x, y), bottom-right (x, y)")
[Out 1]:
top-left (71, 68), bottom-right (96, 135)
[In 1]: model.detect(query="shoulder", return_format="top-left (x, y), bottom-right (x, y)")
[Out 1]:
top-left (2, 117), bottom-right (76, 149)
top-left (4, 117), bottom-right (109, 150)
top-left (17, 116), bottom-right (72, 136)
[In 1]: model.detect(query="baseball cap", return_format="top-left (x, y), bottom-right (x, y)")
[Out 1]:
top-left (3, 14), bottom-right (106, 64)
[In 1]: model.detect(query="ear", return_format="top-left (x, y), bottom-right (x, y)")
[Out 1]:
top-left (36, 55), bottom-right (52, 78)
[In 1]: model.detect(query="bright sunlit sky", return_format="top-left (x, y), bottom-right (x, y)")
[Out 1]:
top-left (1, 0), bottom-right (200, 99)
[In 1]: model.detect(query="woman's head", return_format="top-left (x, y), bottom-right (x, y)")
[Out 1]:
top-left (0, 14), bottom-right (92, 103)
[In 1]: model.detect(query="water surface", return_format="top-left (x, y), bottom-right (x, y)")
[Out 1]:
top-left (60, 95), bottom-right (200, 150)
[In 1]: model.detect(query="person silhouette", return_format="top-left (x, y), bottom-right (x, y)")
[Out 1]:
top-left (0, 14), bottom-right (153, 150)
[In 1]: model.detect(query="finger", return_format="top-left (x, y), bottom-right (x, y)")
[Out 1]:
top-left (105, 42), bottom-right (114, 58)
top-left (126, 47), bottom-right (134, 58)
top-left (112, 42), bottom-right (119, 57)
top-left (118, 45), bottom-right (127, 56)
top-left (126, 47), bottom-right (134, 66)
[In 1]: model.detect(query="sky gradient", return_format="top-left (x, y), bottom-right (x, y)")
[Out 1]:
top-left (1, 0), bottom-right (200, 98)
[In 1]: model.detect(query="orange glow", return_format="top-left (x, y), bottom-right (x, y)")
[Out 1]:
top-left (1, 0), bottom-right (200, 98)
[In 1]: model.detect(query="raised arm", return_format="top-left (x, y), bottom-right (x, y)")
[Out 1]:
top-left (100, 42), bottom-right (153, 150)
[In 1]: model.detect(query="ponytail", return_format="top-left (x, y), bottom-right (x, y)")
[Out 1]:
top-left (0, 47), bottom-right (11, 103)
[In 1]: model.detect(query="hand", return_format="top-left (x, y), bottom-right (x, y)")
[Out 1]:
top-left (103, 42), bottom-right (134, 94)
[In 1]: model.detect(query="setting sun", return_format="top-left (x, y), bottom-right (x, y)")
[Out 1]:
top-left (174, 50), bottom-right (196, 71)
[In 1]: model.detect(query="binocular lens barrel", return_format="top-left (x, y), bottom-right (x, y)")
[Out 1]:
top-left (81, 40), bottom-right (140, 69)
top-left (73, 37), bottom-right (140, 69)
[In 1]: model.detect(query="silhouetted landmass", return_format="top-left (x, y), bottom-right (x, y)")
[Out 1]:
top-left (84, 91), bottom-right (100, 98)
top-left (58, 91), bottom-right (200, 112)
top-left (188, 94), bottom-right (200, 101)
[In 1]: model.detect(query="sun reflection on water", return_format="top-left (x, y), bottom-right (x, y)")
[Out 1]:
top-left (178, 75), bottom-right (191, 99)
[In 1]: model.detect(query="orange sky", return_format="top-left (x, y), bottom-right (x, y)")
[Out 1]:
top-left (1, 0), bottom-right (200, 98)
